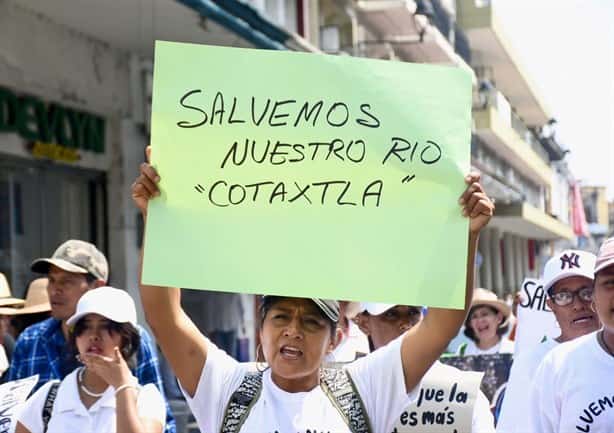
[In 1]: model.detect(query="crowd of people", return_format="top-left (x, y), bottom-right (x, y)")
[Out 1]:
top-left (0, 149), bottom-right (611, 433)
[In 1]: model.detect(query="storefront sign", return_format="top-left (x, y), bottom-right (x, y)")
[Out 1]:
top-left (0, 86), bottom-right (105, 155)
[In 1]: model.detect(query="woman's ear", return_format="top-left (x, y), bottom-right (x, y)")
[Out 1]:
top-left (328, 327), bottom-right (344, 352)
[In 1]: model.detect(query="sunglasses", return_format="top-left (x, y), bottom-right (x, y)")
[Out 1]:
top-left (549, 287), bottom-right (593, 307)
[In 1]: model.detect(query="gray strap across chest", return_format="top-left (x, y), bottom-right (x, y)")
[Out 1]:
top-left (220, 368), bottom-right (371, 433)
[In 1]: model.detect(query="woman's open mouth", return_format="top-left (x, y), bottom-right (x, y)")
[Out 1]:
top-left (280, 345), bottom-right (303, 360)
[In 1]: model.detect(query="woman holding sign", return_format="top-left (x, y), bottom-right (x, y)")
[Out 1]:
top-left (131, 147), bottom-right (494, 433)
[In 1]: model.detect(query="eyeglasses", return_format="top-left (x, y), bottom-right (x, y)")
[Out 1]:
top-left (549, 287), bottom-right (594, 306)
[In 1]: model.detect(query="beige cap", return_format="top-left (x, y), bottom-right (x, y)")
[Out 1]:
top-left (0, 272), bottom-right (25, 308)
top-left (0, 278), bottom-right (50, 315)
top-left (469, 288), bottom-right (511, 319)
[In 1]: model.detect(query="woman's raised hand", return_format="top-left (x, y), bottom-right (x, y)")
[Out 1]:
top-left (131, 146), bottom-right (160, 217)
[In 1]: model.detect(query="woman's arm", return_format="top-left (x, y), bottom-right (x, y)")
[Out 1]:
top-left (400, 173), bottom-right (494, 392)
top-left (132, 146), bottom-right (208, 396)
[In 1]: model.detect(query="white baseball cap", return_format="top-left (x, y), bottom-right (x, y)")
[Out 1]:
top-left (67, 286), bottom-right (137, 327)
top-left (542, 250), bottom-right (596, 293)
top-left (359, 302), bottom-right (395, 316)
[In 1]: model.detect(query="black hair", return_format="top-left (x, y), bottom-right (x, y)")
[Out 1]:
top-left (10, 312), bottom-right (51, 339)
top-left (68, 316), bottom-right (141, 369)
top-left (463, 305), bottom-right (509, 342)
top-left (259, 296), bottom-right (337, 338)
top-left (84, 273), bottom-right (98, 284)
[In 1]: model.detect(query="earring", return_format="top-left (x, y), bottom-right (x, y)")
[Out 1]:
top-left (255, 344), bottom-right (268, 373)
top-left (75, 354), bottom-right (82, 364)
top-left (590, 301), bottom-right (597, 313)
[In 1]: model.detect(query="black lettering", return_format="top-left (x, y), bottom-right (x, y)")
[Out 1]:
top-left (409, 412), bottom-right (418, 427)
top-left (327, 139), bottom-right (345, 161)
top-left (579, 409), bottom-right (594, 424)
top-left (435, 389), bottom-right (444, 402)
top-left (337, 181), bottom-right (357, 206)
top-left (399, 411), bottom-right (408, 426)
top-left (312, 181), bottom-right (345, 205)
top-left (435, 411), bottom-right (445, 425)
top-left (228, 97), bottom-right (246, 124)
top-left (229, 184), bottom-right (246, 205)
top-left (251, 97), bottom-right (271, 126)
top-left (417, 388), bottom-right (424, 407)
top-left (289, 144), bottom-right (305, 162)
top-left (356, 103), bottom-right (380, 128)
top-left (210, 92), bottom-right (225, 125)
top-left (420, 140), bottom-right (442, 164)
top-left (251, 139), bottom-right (270, 164)
top-left (422, 411), bottom-right (435, 425)
top-left (245, 181), bottom-right (275, 201)
top-left (326, 102), bottom-right (349, 127)
top-left (588, 403), bottom-right (601, 417)
top-left (308, 141), bottom-right (330, 160)
top-left (449, 383), bottom-right (458, 402)
top-left (362, 180), bottom-right (383, 207)
top-left (294, 100), bottom-right (323, 127)
top-left (269, 182), bottom-right (287, 203)
top-left (576, 425), bottom-right (590, 433)
top-left (177, 90), bottom-right (208, 128)
top-left (382, 137), bottom-right (412, 164)
top-left (447, 411), bottom-right (455, 425)
top-left (456, 391), bottom-right (468, 404)
top-left (598, 397), bottom-right (612, 411)
top-left (270, 141), bottom-right (291, 165)
top-left (520, 281), bottom-right (535, 308)
top-left (289, 182), bottom-right (312, 204)
top-left (209, 180), bottom-right (228, 207)
top-left (221, 140), bottom-right (248, 169)
top-left (346, 139), bottom-right (366, 163)
top-left (268, 100), bottom-right (296, 127)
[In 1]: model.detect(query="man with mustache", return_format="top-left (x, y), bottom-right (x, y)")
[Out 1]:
top-left (7, 240), bottom-right (176, 433)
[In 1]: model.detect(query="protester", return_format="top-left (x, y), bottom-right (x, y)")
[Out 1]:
top-left (328, 301), bottom-right (369, 362)
top-left (529, 238), bottom-right (614, 433)
top-left (0, 278), bottom-right (51, 340)
top-left (7, 240), bottom-right (176, 433)
top-left (357, 302), bottom-right (495, 433)
top-left (131, 146), bottom-right (494, 433)
top-left (457, 289), bottom-right (514, 355)
top-left (496, 249), bottom-right (599, 433)
top-left (15, 286), bottom-right (166, 433)
top-left (0, 272), bottom-right (24, 381)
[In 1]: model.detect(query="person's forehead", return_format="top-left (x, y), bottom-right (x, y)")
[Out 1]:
top-left (271, 298), bottom-right (320, 314)
top-left (551, 275), bottom-right (592, 292)
top-left (596, 265), bottom-right (614, 279)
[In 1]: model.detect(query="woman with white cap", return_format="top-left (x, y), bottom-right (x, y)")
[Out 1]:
top-left (131, 148), bottom-right (495, 433)
top-left (457, 288), bottom-right (514, 356)
top-left (14, 287), bottom-right (166, 433)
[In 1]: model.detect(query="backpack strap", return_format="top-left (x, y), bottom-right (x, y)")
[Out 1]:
top-left (42, 381), bottom-right (60, 433)
top-left (458, 343), bottom-right (468, 356)
top-left (220, 371), bottom-right (263, 433)
top-left (319, 367), bottom-right (372, 433)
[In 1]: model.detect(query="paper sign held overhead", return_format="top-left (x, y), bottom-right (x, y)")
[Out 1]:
top-left (143, 41), bottom-right (472, 308)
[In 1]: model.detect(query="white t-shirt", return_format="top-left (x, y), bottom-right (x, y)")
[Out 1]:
top-left (391, 361), bottom-right (495, 433)
top-left (496, 336), bottom-right (558, 433)
top-left (529, 332), bottom-right (614, 433)
top-left (17, 369), bottom-right (166, 433)
top-left (329, 321), bottom-right (370, 362)
top-left (182, 335), bottom-right (417, 433)
top-left (459, 338), bottom-right (515, 356)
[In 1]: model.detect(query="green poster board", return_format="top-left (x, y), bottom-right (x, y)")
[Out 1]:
top-left (143, 40), bottom-right (472, 308)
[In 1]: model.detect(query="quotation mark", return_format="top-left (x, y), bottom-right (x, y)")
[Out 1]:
top-left (194, 184), bottom-right (205, 193)
top-left (402, 175), bottom-right (416, 184)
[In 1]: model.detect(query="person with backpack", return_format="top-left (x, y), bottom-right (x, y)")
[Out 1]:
top-left (355, 302), bottom-right (495, 433)
top-left (130, 147), bottom-right (494, 433)
top-left (14, 286), bottom-right (166, 433)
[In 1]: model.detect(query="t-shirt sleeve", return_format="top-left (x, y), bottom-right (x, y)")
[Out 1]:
top-left (496, 351), bottom-right (530, 433)
top-left (528, 353), bottom-right (558, 433)
top-left (473, 390), bottom-right (495, 433)
top-left (15, 381), bottom-right (55, 433)
top-left (179, 338), bottom-right (246, 433)
top-left (345, 335), bottom-right (419, 433)
top-left (137, 384), bottom-right (167, 426)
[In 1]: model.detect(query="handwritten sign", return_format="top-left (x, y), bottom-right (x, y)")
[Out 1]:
top-left (143, 41), bottom-right (472, 307)
top-left (392, 363), bottom-right (482, 433)
top-left (515, 278), bottom-right (560, 357)
top-left (0, 375), bottom-right (38, 433)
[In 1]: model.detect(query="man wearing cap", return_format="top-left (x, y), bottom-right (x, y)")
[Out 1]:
top-left (529, 240), bottom-right (614, 433)
top-left (495, 249), bottom-right (600, 433)
top-left (7, 240), bottom-right (176, 433)
top-left (356, 302), bottom-right (495, 433)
